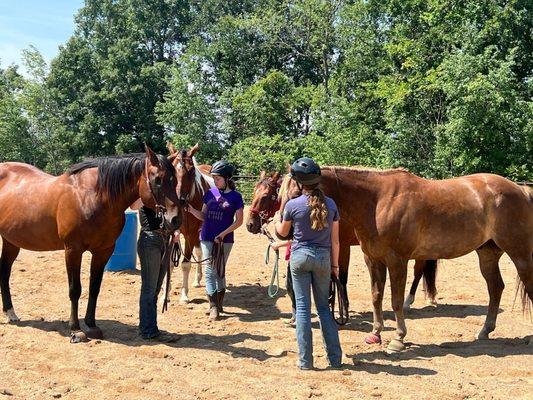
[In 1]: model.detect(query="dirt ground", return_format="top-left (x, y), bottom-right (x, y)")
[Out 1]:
top-left (1, 209), bottom-right (532, 400)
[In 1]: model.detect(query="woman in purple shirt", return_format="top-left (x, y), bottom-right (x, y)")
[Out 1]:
top-left (275, 157), bottom-right (342, 370)
top-left (187, 160), bottom-right (244, 321)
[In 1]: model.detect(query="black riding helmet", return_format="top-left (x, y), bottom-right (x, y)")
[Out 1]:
top-left (211, 160), bottom-right (235, 179)
top-left (290, 157), bottom-right (321, 185)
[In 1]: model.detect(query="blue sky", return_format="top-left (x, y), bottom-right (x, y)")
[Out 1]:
top-left (0, 1), bottom-right (84, 70)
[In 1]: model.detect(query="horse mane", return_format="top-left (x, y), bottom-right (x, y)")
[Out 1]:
top-left (322, 165), bottom-right (410, 176)
top-left (190, 157), bottom-right (214, 199)
top-left (67, 153), bottom-right (174, 202)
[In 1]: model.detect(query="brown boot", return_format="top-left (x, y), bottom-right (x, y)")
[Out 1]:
top-left (207, 293), bottom-right (219, 321)
top-left (217, 289), bottom-right (226, 314)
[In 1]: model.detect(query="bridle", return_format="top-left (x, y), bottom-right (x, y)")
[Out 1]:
top-left (144, 157), bottom-right (170, 229)
top-left (176, 153), bottom-right (196, 208)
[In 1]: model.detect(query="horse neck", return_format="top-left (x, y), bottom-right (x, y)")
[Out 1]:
top-left (187, 168), bottom-right (211, 208)
top-left (321, 168), bottom-right (379, 226)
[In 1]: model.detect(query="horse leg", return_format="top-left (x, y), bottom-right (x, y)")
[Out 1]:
top-left (84, 246), bottom-right (114, 339)
top-left (476, 244), bottom-right (504, 340)
top-left (364, 255), bottom-right (386, 345)
top-left (286, 263), bottom-right (296, 325)
top-left (65, 247), bottom-right (83, 332)
top-left (339, 244), bottom-right (350, 317)
top-left (508, 253), bottom-right (533, 345)
top-left (192, 245), bottom-right (202, 287)
top-left (422, 259), bottom-right (439, 307)
top-left (179, 241), bottom-right (193, 304)
top-left (404, 260), bottom-right (424, 311)
top-left (1, 238), bottom-right (21, 322)
top-left (387, 257), bottom-right (409, 352)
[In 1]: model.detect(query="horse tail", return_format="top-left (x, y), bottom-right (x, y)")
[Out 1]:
top-left (514, 272), bottom-right (532, 319)
top-left (422, 259), bottom-right (439, 300)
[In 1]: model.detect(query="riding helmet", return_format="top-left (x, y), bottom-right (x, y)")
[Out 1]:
top-left (289, 157), bottom-right (321, 185)
top-left (211, 160), bottom-right (235, 179)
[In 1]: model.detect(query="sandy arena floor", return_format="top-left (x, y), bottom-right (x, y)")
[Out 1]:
top-left (1, 209), bottom-right (532, 399)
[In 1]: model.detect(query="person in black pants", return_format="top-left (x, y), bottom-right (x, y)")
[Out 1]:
top-left (137, 206), bottom-right (178, 340)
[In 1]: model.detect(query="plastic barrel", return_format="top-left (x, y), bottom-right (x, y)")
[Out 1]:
top-left (105, 210), bottom-right (138, 271)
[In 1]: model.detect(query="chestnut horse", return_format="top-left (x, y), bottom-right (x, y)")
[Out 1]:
top-left (278, 167), bottom-right (533, 352)
top-left (0, 146), bottom-right (181, 338)
top-left (167, 143), bottom-right (214, 303)
top-left (247, 172), bottom-right (438, 325)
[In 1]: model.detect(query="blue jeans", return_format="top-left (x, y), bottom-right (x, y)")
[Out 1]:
top-left (138, 231), bottom-right (167, 338)
top-left (200, 240), bottom-right (234, 296)
top-left (290, 246), bottom-right (342, 369)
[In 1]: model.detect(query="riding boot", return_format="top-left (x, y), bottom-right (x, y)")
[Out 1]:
top-left (217, 289), bottom-right (226, 314)
top-left (207, 293), bottom-right (219, 321)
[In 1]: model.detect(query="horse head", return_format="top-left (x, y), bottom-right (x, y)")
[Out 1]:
top-left (246, 171), bottom-right (283, 234)
top-left (140, 144), bottom-right (183, 231)
top-left (167, 142), bottom-right (199, 207)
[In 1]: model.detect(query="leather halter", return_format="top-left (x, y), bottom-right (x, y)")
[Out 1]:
top-left (144, 157), bottom-right (168, 228)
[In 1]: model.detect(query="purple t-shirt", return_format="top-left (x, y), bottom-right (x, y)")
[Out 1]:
top-left (283, 194), bottom-right (339, 250)
top-left (200, 188), bottom-right (244, 243)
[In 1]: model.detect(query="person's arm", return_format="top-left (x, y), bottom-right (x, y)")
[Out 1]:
top-left (275, 219), bottom-right (292, 238)
top-left (214, 208), bottom-right (244, 242)
top-left (188, 204), bottom-right (207, 221)
top-left (275, 201), bottom-right (293, 237)
top-left (331, 220), bottom-right (340, 278)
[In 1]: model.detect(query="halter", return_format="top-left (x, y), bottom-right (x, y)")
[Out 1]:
top-left (176, 154), bottom-right (196, 207)
top-left (144, 157), bottom-right (168, 229)
top-left (250, 178), bottom-right (282, 225)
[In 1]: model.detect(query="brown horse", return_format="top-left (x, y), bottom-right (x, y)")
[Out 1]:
top-left (278, 167), bottom-right (533, 352)
top-left (246, 172), bottom-right (438, 325)
top-left (0, 146), bottom-right (182, 339)
top-left (167, 142), bottom-right (214, 303)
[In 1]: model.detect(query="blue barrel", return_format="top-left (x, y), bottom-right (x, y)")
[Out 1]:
top-left (105, 210), bottom-right (138, 271)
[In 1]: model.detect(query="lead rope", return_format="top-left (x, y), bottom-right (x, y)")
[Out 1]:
top-left (260, 224), bottom-right (280, 298)
top-left (161, 234), bottom-right (175, 313)
top-left (329, 275), bottom-right (349, 325)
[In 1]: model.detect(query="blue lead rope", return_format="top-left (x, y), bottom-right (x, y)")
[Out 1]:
top-left (264, 242), bottom-right (280, 298)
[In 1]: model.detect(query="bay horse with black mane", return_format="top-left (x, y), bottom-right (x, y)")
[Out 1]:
top-left (276, 167), bottom-right (533, 352)
top-left (0, 145), bottom-right (181, 339)
top-left (247, 171), bottom-right (438, 330)
top-left (167, 142), bottom-right (214, 303)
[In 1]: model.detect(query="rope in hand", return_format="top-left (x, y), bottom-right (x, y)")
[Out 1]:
top-left (261, 224), bottom-right (280, 298)
top-left (212, 240), bottom-right (226, 279)
top-left (161, 235), bottom-right (178, 313)
top-left (329, 274), bottom-right (349, 325)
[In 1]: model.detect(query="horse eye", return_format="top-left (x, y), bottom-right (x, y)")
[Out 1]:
top-left (154, 177), bottom-right (162, 186)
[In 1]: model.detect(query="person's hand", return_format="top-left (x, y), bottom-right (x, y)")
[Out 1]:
top-left (172, 231), bottom-right (180, 243)
top-left (331, 265), bottom-right (340, 279)
top-left (270, 241), bottom-right (282, 251)
top-left (214, 232), bottom-right (227, 243)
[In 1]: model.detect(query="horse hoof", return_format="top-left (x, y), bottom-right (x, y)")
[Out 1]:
top-left (4, 308), bottom-right (20, 322)
top-left (426, 299), bottom-right (438, 308)
top-left (477, 331), bottom-right (490, 340)
top-left (364, 333), bottom-right (382, 345)
top-left (179, 297), bottom-right (190, 304)
top-left (70, 331), bottom-right (88, 343)
top-left (86, 327), bottom-right (103, 339)
top-left (386, 339), bottom-right (405, 353)
top-left (192, 281), bottom-right (201, 288)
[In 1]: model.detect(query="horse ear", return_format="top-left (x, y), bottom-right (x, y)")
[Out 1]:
top-left (189, 143), bottom-right (200, 157)
top-left (272, 171), bottom-right (280, 181)
top-left (144, 144), bottom-right (160, 167)
top-left (259, 170), bottom-right (266, 180)
top-left (166, 141), bottom-right (177, 155)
